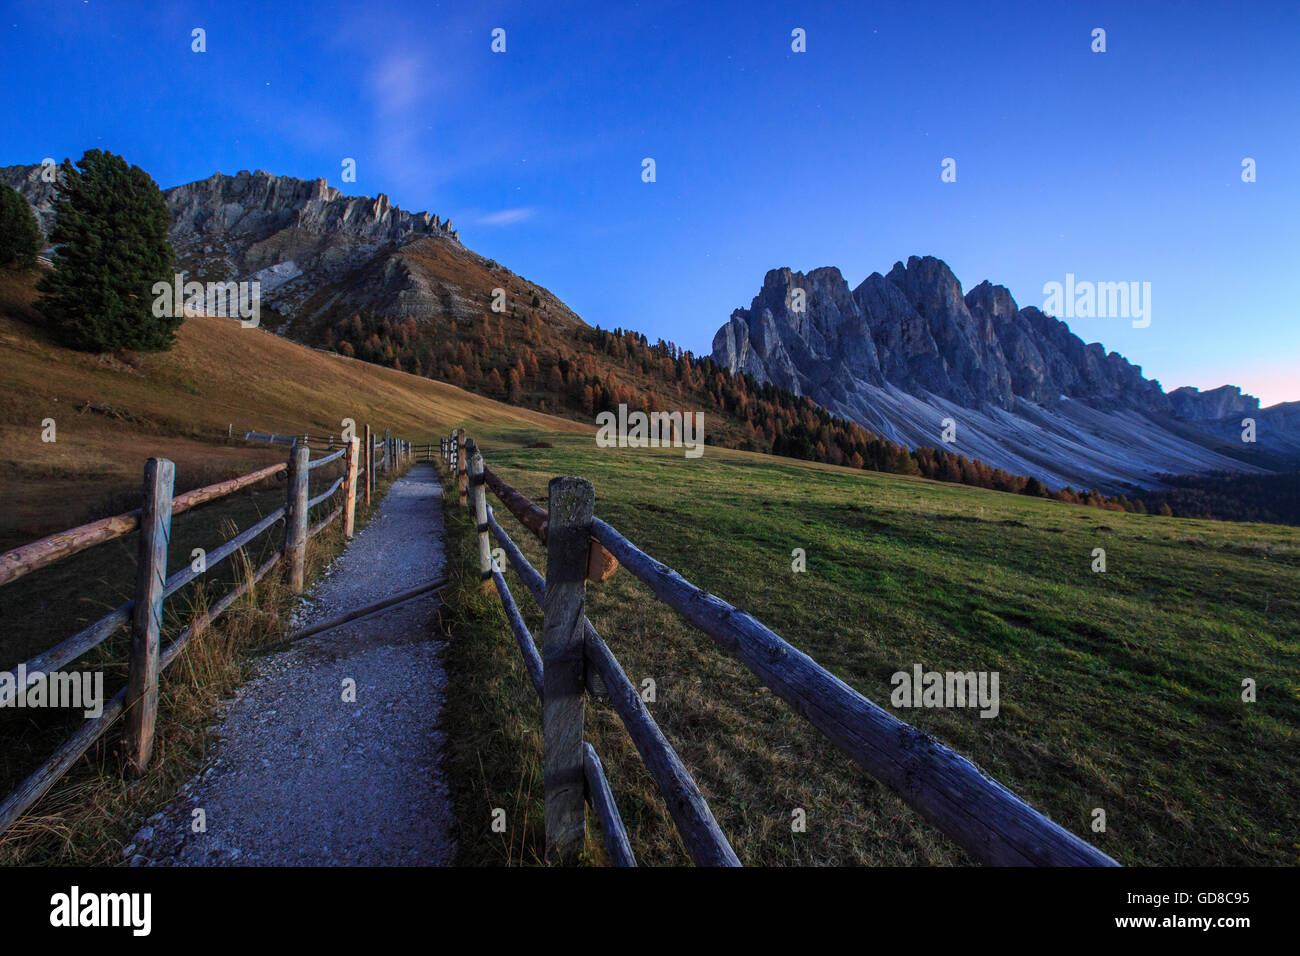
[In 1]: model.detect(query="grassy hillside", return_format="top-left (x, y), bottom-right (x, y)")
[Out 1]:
top-left (443, 427), bottom-right (1300, 866)
top-left (0, 263), bottom-right (587, 552)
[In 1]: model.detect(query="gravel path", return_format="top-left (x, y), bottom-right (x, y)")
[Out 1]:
top-left (135, 463), bottom-right (455, 866)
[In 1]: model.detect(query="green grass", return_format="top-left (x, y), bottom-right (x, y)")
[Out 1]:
top-left (443, 427), bottom-right (1300, 866)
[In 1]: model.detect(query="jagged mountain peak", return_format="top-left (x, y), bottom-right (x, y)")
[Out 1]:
top-left (714, 255), bottom-right (1294, 489)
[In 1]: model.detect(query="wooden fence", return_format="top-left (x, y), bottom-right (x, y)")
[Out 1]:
top-left (0, 425), bottom-right (417, 836)
top-left (440, 428), bottom-right (1120, 868)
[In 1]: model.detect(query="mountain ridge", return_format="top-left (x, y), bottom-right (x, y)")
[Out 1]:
top-left (5, 162), bottom-right (1293, 492)
top-left (712, 257), bottom-right (1297, 490)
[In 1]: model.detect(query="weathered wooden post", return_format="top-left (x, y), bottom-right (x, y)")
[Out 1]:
top-left (467, 441), bottom-right (493, 588)
top-left (343, 436), bottom-right (360, 538)
top-left (383, 429), bottom-right (391, 476)
top-left (457, 428), bottom-right (468, 507)
top-left (285, 442), bottom-right (310, 593)
top-left (125, 457), bottom-right (174, 772)
top-left (363, 424), bottom-right (373, 507)
top-left (542, 476), bottom-right (593, 862)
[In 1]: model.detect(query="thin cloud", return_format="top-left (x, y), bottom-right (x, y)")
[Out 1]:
top-left (479, 207), bottom-right (537, 226)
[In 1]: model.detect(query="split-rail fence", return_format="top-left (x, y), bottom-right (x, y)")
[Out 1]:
top-left (0, 426), bottom-right (417, 835)
top-left (439, 428), bottom-right (1120, 868)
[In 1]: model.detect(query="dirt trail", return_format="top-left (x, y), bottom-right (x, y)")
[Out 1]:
top-left (137, 463), bottom-right (455, 866)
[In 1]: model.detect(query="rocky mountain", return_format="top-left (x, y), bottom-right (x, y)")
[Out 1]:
top-left (163, 170), bottom-right (460, 316)
top-left (1, 161), bottom-right (586, 339)
top-left (714, 257), bottom-right (1297, 490)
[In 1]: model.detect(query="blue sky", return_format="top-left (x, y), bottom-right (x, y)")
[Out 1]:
top-left (3, 0), bottom-right (1297, 404)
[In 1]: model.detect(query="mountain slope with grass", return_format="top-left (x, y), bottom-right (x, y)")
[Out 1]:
top-left (0, 262), bottom-right (586, 552)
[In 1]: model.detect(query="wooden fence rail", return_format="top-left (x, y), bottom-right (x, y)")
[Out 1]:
top-left (0, 462), bottom-right (289, 588)
top-left (445, 431), bottom-right (739, 866)
top-left (0, 422), bottom-right (414, 837)
top-left (444, 428), bottom-right (1119, 868)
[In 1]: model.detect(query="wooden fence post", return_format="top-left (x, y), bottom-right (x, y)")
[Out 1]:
top-left (383, 429), bottom-right (391, 476)
top-left (457, 428), bottom-right (468, 507)
top-left (543, 476), bottom-right (593, 862)
top-left (467, 441), bottom-right (492, 587)
top-left (285, 443), bottom-right (310, 593)
top-left (363, 424), bottom-right (373, 507)
top-left (343, 437), bottom-right (360, 538)
top-left (125, 457), bottom-right (174, 772)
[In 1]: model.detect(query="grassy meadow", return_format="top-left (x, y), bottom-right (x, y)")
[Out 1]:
top-left (442, 427), bottom-right (1299, 866)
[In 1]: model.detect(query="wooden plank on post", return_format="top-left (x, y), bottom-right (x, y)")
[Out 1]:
top-left (125, 457), bottom-right (174, 772)
top-left (285, 443), bottom-right (310, 593)
top-left (542, 476), bottom-right (593, 862)
top-left (363, 424), bottom-right (373, 507)
top-left (482, 463), bottom-right (619, 583)
top-left (457, 428), bottom-right (468, 507)
top-left (467, 441), bottom-right (492, 587)
top-left (343, 437), bottom-right (360, 538)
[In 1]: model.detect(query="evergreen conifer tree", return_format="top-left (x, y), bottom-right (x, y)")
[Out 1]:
top-left (37, 150), bottom-right (177, 351)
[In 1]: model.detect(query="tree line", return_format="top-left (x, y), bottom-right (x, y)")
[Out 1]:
top-left (327, 312), bottom-right (1206, 518)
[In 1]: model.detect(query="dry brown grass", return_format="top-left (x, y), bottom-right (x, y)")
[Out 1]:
top-left (0, 290), bottom-right (588, 550)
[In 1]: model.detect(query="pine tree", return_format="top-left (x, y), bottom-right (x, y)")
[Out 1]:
top-left (0, 182), bottom-right (42, 268)
top-left (1021, 476), bottom-right (1049, 497)
top-left (37, 150), bottom-right (177, 352)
